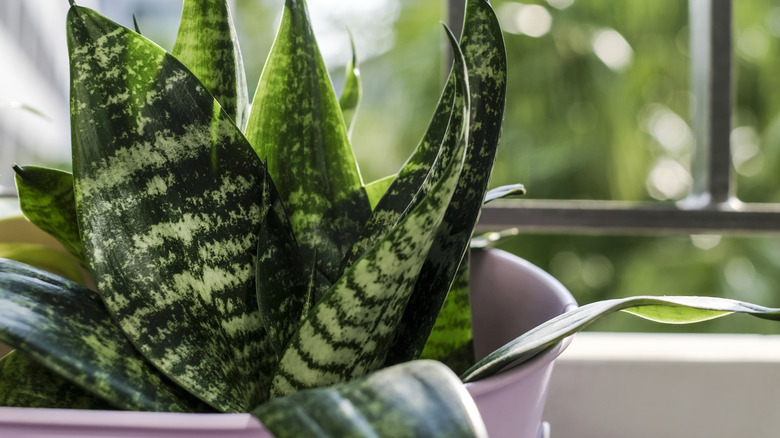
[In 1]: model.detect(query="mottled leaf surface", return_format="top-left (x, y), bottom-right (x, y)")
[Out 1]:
top-left (256, 169), bottom-right (310, 359)
top-left (172, 0), bottom-right (249, 127)
top-left (268, 34), bottom-right (470, 397)
top-left (0, 350), bottom-right (115, 410)
top-left (420, 252), bottom-right (473, 375)
top-left (0, 259), bottom-right (210, 412)
top-left (68, 6), bottom-right (267, 412)
top-left (254, 361), bottom-right (487, 438)
top-left (462, 295), bottom-right (780, 382)
top-left (385, 0), bottom-right (508, 366)
top-left (13, 166), bottom-right (86, 266)
top-left (245, 0), bottom-right (370, 282)
top-left (338, 32), bottom-right (361, 137)
top-left (341, 28), bottom-right (464, 268)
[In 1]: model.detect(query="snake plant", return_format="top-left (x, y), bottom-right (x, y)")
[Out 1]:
top-left (3, 0), bottom-right (780, 436)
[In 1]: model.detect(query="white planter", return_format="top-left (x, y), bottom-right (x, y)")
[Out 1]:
top-left (0, 249), bottom-right (576, 437)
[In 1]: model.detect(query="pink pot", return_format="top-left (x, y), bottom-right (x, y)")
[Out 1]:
top-left (0, 249), bottom-right (576, 437)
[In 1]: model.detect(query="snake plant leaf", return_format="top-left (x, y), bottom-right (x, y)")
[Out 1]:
top-left (13, 166), bottom-right (86, 266)
top-left (420, 252), bottom-right (473, 375)
top-left (254, 361), bottom-right (487, 438)
top-left (172, 0), bottom-right (249, 128)
top-left (385, 0), bottom-right (508, 366)
top-left (338, 30), bottom-right (361, 137)
top-left (268, 31), bottom-right (470, 398)
top-left (245, 0), bottom-right (370, 282)
top-left (256, 169), bottom-right (310, 359)
top-left (0, 243), bottom-right (84, 284)
top-left (341, 28), bottom-right (465, 268)
top-left (0, 259), bottom-right (211, 412)
top-left (484, 183), bottom-right (526, 204)
top-left (68, 6), bottom-right (267, 412)
top-left (461, 295), bottom-right (780, 382)
top-left (0, 350), bottom-right (115, 410)
top-left (363, 174), bottom-right (395, 210)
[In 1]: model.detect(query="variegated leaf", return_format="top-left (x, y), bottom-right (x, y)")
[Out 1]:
top-left (68, 6), bottom-right (267, 412)
top-left (256, 169), bottom-right (310, 359)
top-left (420, 252), bottom-right (473, 375)
top-left (385, 0), bottom-right (508, 365)
top-left (338, 31), bottom-right (361, 137)
top-left (0, 259), bottom-right (211, 412)
top-left (172, 0), bottom-right (249, 128)
top-left (0, 350), bottom-right (115, 410)
top-left (253, 361), bottom-right (487, 438)
top-left (0, 242), bottom-right (84, 284)
top-left (462, 295), bottom-right (780, 382)
top-left (268, 29), bottom-right (471, 398)
top-left (13, 165), bottom-right (86, 266)
top-left (244, 0), bottom-right (371, 283)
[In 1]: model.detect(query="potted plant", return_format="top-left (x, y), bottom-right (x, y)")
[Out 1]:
top-left (2, 1), bottom-right (780, 437)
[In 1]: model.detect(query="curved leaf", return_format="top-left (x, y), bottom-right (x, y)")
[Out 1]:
top-left (338, 30), bottom-right (361, 137)
top-left (0, 259), bottom-right (211, 412)
top-left (385, 0), bottom-right (508, 366)
top-left (461, 295), bottom-right (780, 382)
top-left (68, 6), bottom-right (267, 412)
top-left (268, 29), bottom-right (471, 397)
top-left (254, 361), bottom-right (487, 438)
top-left (0, 350), bottom-right (115, 410)
top-left (245, 0), bottom-right (370, 282)
top-left (13, 166), bottom-right (86, 266)
top-left (484, 183), bottom-right (525, 204)
top-left (172, 0), bottom-right (249, 128)
top-left (0, 243), bottom-right (84, 284)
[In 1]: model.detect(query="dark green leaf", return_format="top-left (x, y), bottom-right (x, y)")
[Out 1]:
top-left (253, 361), bottom-right (487, 438)
top-left (0, 350), bottom-right (115, 410)
top-left (0, 259), bottom-right (211, 412)
top-left (341, 25), bottom-right (467, 268)
top-left (461, 295), bottom-right (780, 382)
top-left (338, 30), bottom-right (361, 137)
top-left (256, 169), bottom-right (310, 359)
top-left (68, 6), bottom-right (267, 412)
top-left (244, 0), bottom-right (371, 282)
top-left (13, 166), bottom-right (86, 266)
top-left (420, 252), bottom-right (473, 375)
top-left (268, 29), bottom-right (470, 397)
top-left (385, 0), bottom-right (508, 366)
top-left (172, 0), bottom-right (249, 128)
top-left (484, 184), bottom-right (525, 204)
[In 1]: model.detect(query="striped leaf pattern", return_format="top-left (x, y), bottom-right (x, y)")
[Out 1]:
top-left (267, 30), bottom-right (471, 398)
top-left (0, 351), bottom-right (114, 410)
top-left (68, 7), bottom-right (267, 412)
top-left (256, 169), bottom-right (310, 359)
top-left (245, 0), bottom-right (371, 283)
top-left (172, 0), bottom-right (249, 128)
top-left (420, 252), bottom-right (473, 375)
top-left (385, 0), bottom-right (509, 366)
top-left (253, 361), bottom-right (487, 438)
top-left (13, 165), bottom-right (86, 266)
top-left (0, 259), bottom-right (211, 412)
